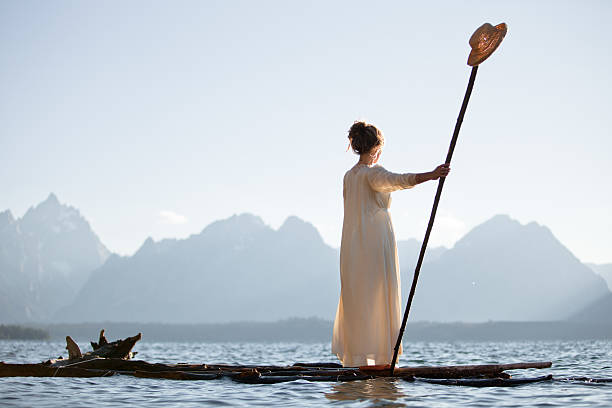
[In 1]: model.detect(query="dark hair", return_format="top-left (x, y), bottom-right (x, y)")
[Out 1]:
top-left (347, 120), bottom-right (384, 155)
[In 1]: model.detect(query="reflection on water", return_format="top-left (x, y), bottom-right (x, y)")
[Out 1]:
top-left (326, 377), bottom-right (407, 406)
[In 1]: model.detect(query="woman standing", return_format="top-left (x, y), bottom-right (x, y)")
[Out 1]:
top-left (332, 120), bottom-right (450, 368)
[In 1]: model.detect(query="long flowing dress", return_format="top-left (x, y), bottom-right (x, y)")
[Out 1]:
top-left (332, 163), bottom-right (417, 367)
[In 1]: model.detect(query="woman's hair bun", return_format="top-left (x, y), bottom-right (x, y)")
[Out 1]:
top-left (347, 120), bottom-right (384, 155)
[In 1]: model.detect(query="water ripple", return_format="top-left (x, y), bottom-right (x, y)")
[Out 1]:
top-left (2, 340), bottom-right (612, 406)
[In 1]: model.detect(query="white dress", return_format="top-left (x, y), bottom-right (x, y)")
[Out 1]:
top-left (332, 163), bottom-right (417, 367)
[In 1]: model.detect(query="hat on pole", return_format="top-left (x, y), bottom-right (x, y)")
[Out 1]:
top-left (467, 23), bottom-right (507, 66)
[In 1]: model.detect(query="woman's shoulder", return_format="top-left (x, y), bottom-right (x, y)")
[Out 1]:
top-left (345, 163), bottom-right (385, 177)
top-left (365, 164), bottom-right (388, 174)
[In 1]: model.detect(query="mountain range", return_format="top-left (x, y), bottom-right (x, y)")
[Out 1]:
top-left (57, 213), bottom-right (340, 323)
top-left (587, 263), bottom-right (612, 291)
top-left (0, 194), bottom-right (110, 322)
top-left (0, 194), bottom-right (609, 324)
top-left (407, 215), bottom-right (607, 322)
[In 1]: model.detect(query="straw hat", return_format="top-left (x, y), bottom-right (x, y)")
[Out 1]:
top-left (467, 23), bottom-right (507, 66)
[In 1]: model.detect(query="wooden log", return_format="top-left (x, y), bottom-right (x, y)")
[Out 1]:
top-left (482, 371), bottom-right (511, 379)
top-left (292, 362), bottom-right (343, 368)
top-left (259, 369), bottom-right (360, 377)
top-left (0, 362), bottom-right (115, 378)
top-left (360, 362), bottom-right (552, 379)
top-left (58, 360), bottom-right (360, 378)
top-left (231, 368), bottom-right (374, 384)
top-left (233, 374), bottom-right (300, 384)
top-left (52, 359), bottom-right (338, 374)
top-left (132, 371), bottom-right (221, 380)
top-left (65, 336), bottom-right (82, 360)
top-left (51, 358), bottom-right (194, 372)
top-left (232, 370), bottom-right (298, 384)
top-left (417, 374), bottom-right (553, 387)
top-left (206, 363), bottom-right (317, 372)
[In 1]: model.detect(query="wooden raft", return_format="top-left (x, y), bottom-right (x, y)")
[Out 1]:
top-left (0, 330), bottom-right (553, 386)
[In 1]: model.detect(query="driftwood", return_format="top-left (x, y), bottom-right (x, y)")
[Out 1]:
top-left (362, 362), bottom-right (552, 379)
top-left (51, 331), bottom-right (141, 367)
top-left (133, 371), bottom-right (221, 380)
top-left (0, 329), bottom-right (559, 386)
top-left (87, 332), bottom-right (140, 359)
top-left (418, 374), bottom-right (553, 387)
top-left (65, 336), bottom-right (82, 359)
top-left (0, 363), bottom-right (116, 378)
top-left (91, 329), bottom-right (109, 350)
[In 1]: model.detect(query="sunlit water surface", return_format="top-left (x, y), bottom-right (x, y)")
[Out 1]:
top-left (2, 340), bottom-right (612, 407)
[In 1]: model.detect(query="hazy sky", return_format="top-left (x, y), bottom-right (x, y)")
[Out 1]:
top-left (1, 1), bottom-right (610, 263)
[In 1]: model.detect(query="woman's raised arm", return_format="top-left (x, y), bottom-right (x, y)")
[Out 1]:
top-left (366, 166), bottom-right (418, 193)
top-left (367, 164), bottom-right (450, 193)
top-left (415, 164), bottom-right (451, 184)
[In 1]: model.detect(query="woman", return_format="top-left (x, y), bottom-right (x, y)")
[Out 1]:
top-left (332, 120), bottom-right (450, 368)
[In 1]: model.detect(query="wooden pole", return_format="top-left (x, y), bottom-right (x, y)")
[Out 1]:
top-left (390, 65), bottom-right (479, 375)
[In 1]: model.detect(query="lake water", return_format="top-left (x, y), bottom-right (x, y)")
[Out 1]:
top-left (2, 340), bottom-right (612, 407)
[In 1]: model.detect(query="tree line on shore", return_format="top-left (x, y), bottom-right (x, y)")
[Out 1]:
top-left (0, 325), bottom-right (49, 340)
top-left (4, 319), bottom-right (611, 342)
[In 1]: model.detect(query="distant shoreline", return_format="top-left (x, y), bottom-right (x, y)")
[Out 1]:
top-left (14, 318), bottom-right (612, 342)
top-left (0, 325), bottom-right (49, 340)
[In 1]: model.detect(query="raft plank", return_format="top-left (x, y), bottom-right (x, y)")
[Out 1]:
top-left (132, 371), bottom-right (221, 380)
top-left (361, 362), bottom-right (552, 379)
top-left (417, 374), bottom-right (553, 387)
top-left (0, 363), bottom-right (115, 378)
